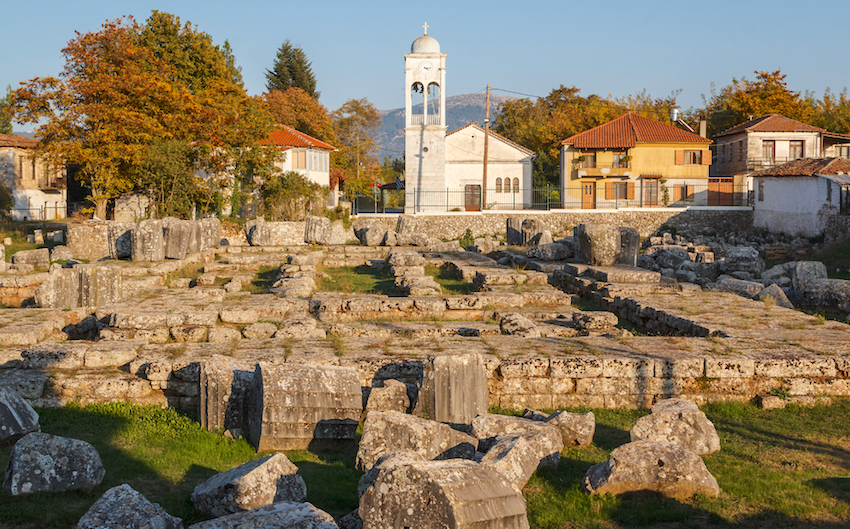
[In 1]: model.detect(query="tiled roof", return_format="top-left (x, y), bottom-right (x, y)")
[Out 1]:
top-left (261, 125), bottom-right (336, 150)
top-left (749, 157), bottom-right (850, 177)
top-left (715, 114), bottom-right (831, 138)
top-left (447, 122), bottom-right (537, 156)
top-left (0, 133), bottom-right (37, 149)
top-left (561, 113), bottom-right (711, 149)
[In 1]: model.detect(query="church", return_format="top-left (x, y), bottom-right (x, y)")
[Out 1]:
top-left (403, 26), bottom-right (536, 213)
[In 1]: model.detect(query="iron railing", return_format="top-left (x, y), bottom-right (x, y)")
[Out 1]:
top-left (348, 182), bottom-right (751, 214)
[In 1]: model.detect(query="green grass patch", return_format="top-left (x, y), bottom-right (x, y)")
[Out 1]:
top-left (809, 238), bottom-right (850, 280)
top-left (426, 264), bottom-right (476, 295)
top-left (164, 262), bottom-right (206, 287)
top-left (317, 265), bottom-right (401, 296)
top-left (243, 265), bottom-right (280, 294)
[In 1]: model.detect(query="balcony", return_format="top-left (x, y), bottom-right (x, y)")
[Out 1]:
top-left (410, 114), bottom-right (441, 126)
top-left (37, 176), bottom-right (66, 191)
top-left (576, 162), bottom-right (632, 178)
top-left (746, 156), bottom-right (806, 173)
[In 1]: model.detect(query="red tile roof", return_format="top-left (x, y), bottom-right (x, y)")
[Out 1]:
top-left (714, 114), bottom-right (830, 138)
top-left (561, 113), bottom-right (711, 149)
top-left (0, 133), bottom-right (37, 149)
top-left (261, 125), bottom-right (336, 150)
top-left (749, 157), bottom-right (850, 177)
top-left (447, 122), bottom-right (536, 156)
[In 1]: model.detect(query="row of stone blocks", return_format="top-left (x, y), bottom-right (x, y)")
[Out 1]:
top-left (67, 217), bottom-right (221, 263)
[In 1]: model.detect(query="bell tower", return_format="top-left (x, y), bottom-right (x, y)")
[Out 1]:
top-left (404, 23), bottom-right (447, 196)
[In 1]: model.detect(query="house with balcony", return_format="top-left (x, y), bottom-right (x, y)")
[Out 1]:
top-left (560, 113), bottom-right (715, 209)
top-left (0, 134), bottom-right (67, 220)
top-left (713, 114), bottom-right (850, 191)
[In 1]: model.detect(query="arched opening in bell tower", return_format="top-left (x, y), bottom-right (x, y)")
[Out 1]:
top-left (411, 82), bottom-right (424, 125)
top-left (427, 83), bottom-right (441, 125)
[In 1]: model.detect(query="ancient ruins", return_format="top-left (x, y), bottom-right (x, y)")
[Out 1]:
top-left (2, 212), bottom-right (850, 527)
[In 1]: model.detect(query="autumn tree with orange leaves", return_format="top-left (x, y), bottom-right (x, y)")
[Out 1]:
top-left (12, 14), bottom-right (275, 218)
top-left (265, 87), bottom-right (337, 145)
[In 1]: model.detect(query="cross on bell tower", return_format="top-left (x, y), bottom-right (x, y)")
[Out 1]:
top-left (404, 24), bottom-right (447, 206)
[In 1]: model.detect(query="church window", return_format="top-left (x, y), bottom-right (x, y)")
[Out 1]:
top-left (512, 178), bottom-right (520, 194)
top-left (495, 178), bottom-right (502, 193)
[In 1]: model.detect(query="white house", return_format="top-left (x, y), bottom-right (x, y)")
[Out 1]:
top-left (0, 133), bottom-right (67, 221)
top-left (264, 125), bottom-right (337, 187)
top-left (752, 157), bottom-right (850, 237)
top-left (445, 122), bottom-right (535, 210)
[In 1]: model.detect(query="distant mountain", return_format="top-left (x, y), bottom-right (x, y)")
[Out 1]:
top-left (375, 92), bottom-right (514, 161)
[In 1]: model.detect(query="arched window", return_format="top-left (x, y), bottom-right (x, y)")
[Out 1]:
top-left (427, 83), bottom-right (440, 119)
top-left (513, 178), bottom-right (520, 194)
top-left (495, 178), bottom-right (502, 193)
top-left (410, 82), bottom-right (424, 124)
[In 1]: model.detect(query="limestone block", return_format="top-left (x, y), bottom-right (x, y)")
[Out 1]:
top-left (21, 343), bottom-right (87, 369)
top-left (107, 221), bottom-right (135, 259)
top-left (84, 340), bottom-right (139, 368)
top-left (468, 413), bottom-right (563, 470)
top-left (715, 276), bottom-right (763, 299)
top-left (395, 214), bottom-right (419, 235)
top-left (191, 453), bottom-right (306, 518)
top-left (387, 250), bottom-right (426, 267)
top-left (572, 311), bottom-right (618, 331)
top-left (705, 357), bottom-right (755, 378)
top-left (630, 398), bottom-right (720, 455)
top-left (753, 357), bottom-right (837, 378)
top-left (12, 248), bottom-right (50, 269)
top-left (199, 217), bottom-right (222, 250)
top-left (756, 283), bottom-right (794, 309)
top-left (356, 411), bottom-right (478, 472)
top-left (131, 219), bottom-right (165, 262)
top-left (506, 217), bottom-right (523, 245)
top-left (338, 509), bottom-right (362, 529)
top-left (582, 440), bottom-right (720, 498)
top-left (359, 459), bottom-right (529, 529)
top-left (617, 227), bottom-right (640, 267)
top-left (78, 265), bottom-right (122, 307)
top-left (550, 357), bottom-right (603, 378)
top-left (198, 356), bottom-right (254, 433)
top-left (793, 261), bottom-right (828, 290)
top-left (49, 245), bottom-right (73, 262)
top-left (164, 218), bottom-right (200, 260)
top-left (242, 322), bottom-right (277, 340)
top-left (526, 242), bottom-right (571, 261)
top-left (170, 326), bottom-right (208, 343)
top-left (0, 244), bottom-right (5, 272)
top-left (0, 389), bottom-right (40, 445)
top-left (479, 434), bottom-right (540, 492)
top-left (220, 309), bottom-right (260, 324)
top-left (365, 380), bottom-right (410, 414)
top-left (187, 501), bottom-right (338, 529)
top-left (721, 246), bottom-right (764, 276)
top-left (357, 450), bottom-right (426, 497)
top-left (414, 353), bottom-right (489, 425)
top-left (304, 216), bottom-right (346, 245)
top-left (34, 267), bottom-right (79, 308)
top-left (246, 363), bottom-right (361, 451)
top-left (524, 409), bottom-right (595, 447)
top-left (3, 432), bottom-right (105, 495)
top-left (576, 223), bottom-right (620, 266)
top-left (520, 219), bottom-right (545, 246)
top-left (67, 222), bottom-right (111, 262)
top-left (499, 313), bottom-right (541, 338)
top-left (273, 318), bottom-right (326, 339)
top-left (76, 484), bottom-right (183, 529)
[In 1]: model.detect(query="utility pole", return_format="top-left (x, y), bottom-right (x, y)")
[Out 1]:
top-left (482, 84), bottom-right (490, 211)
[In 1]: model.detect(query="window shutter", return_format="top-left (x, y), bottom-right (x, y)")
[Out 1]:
top-left (675, 150), bottom-right (684, 165)
top-left (605, 182), bottom-right (614, 200)
top-left (673, 185), bottom-right (683, 202)
top-left (626, 182), bottom-right (635, 199)
top-left (702, 149), bottom-right (712, 165)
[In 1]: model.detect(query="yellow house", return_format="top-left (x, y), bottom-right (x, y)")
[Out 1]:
top-left (559, 113), bottom-right (716, 208)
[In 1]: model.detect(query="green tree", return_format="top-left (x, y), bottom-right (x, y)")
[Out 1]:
top-left (0, 86), bottom-right (12, 135)
top-left (265, 40), bottom-right (319, 99)
top-left (332, 98), bottom-right (382, 194)
top-left (812, 88), bottom-right (850, 135)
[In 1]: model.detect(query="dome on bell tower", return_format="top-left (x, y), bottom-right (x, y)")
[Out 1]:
top-left (411, 24), bottom-right (440, 53)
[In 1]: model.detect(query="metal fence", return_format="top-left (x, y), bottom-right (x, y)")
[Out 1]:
top-left (8, 205), bottom-right (68, 222)
top-left (349, 182), bottom-right (751, 214)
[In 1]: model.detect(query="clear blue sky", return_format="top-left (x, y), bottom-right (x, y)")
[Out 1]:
top-left (4, 0), bottom-right (848, 132)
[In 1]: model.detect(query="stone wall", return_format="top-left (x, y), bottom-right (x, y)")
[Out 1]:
top-left (354, 209), bottom-right (754, 240)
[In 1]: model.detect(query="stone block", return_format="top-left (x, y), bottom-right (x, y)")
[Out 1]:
top-left (3, 432), bottom-right (105, 495)
top-left (199, 356), bottom-right (254, 433)
top-left (163, 218), bottom-right (200, 260)
top-left (76, 484), bottom-right (183, 529)
top-left (506, 217), bottom-right (523, 245)
top-left (67, 222), bottom-right (111, 262)
top-left (356, 411), bottom-right (478, 472)
top-left (78, 265), bottom-right (122, 307)
top-left (365, 380), bottom-right (410, 414)
top-left (756, 283), bottom-right (794, 309)
top-left (705, 357), bottom-right (755, 378)
top-left (550, 356), bottom-right (603, 378)
top-left (715, 276), bottom-right (763, 299)
top-left (131, 219), bottom-right (165, 262)
top-left (469, 413), bottom-right (563, 470)
top-left (246, 363), bottom-right (361, 451)
top-left (630, 398), bottom-right (720, 455)
top-left (576, 223), bottom-right (620, 266)
top-left (191, 453), bottom-right (306, 518)
top-left (357, 450), bottom-right (426, 498)
top-left (499, 313), bottom-right (541, 338)
top-left (11, 248), bottom-right (50, 269)
top-left (520, 219), bottom-right (545, 246)
top-left (617, 227), bottom-right (640, 267)
top-left (49, 245), bottom-right (73, 262)
top-left (0, 389), bottom-right (40, 445)
top-left (479, 434), bottom-right (540, 492)
top-left (107, 221), bottom-right (135, 259)
top-left (359, 460), bottom-right (529, 529)
top-left (583, 440), bottom-right (719, 498)
top-left (187, 501), bottom-right (337, 529)
top-left (413, 353), bottom-right (489, 425)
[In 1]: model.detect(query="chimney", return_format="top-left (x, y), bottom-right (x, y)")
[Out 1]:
top-left (699, 120), bottom-right (707, 138)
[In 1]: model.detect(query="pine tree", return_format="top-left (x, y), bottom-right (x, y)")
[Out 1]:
top-left (0, 86), bottom-right (13, 135)
top-left (265, 40), bottom-right (319, 99)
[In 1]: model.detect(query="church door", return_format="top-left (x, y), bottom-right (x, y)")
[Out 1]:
top-left (581, 182), bottom-right (596, 209)
top-left (464, 185), bottom-right (482, 211)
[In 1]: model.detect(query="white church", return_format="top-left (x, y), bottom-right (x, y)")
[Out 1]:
top-left (403, 25), bottom-right (536, 213)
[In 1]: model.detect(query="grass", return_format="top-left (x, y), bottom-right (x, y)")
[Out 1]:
top-left (426, 264), bottom-right (476, 295)
top-left (809, 238), bottom-right (850, 280)
top-left (5, 400), bottom-right (850, 528)
top-left (243, 265), bottom-right (280, 294)
top-left (316, 265), bottom-right (401, 296)
top-left (164, 262), bottom-right (205, 287)
top-left (0, 221), bottom-right (65, 261)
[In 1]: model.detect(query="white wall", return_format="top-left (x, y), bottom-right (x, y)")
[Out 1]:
top-left (753, 176), bottom-right (838, 237)
top-left (274, 148), bottom-right (331, 187)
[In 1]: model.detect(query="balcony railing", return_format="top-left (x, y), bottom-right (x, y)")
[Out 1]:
top-left (409, 114), bottom-right (441, 126)
top-left (576, 162), bottom-right (632, 177)
top-left (37, 176), bottom-right (66, 190)
top-left (746, 156), bottom-right (806, 172)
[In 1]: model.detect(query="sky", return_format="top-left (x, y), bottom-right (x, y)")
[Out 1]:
top-left (4, 0), bottom-right (849, 132)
